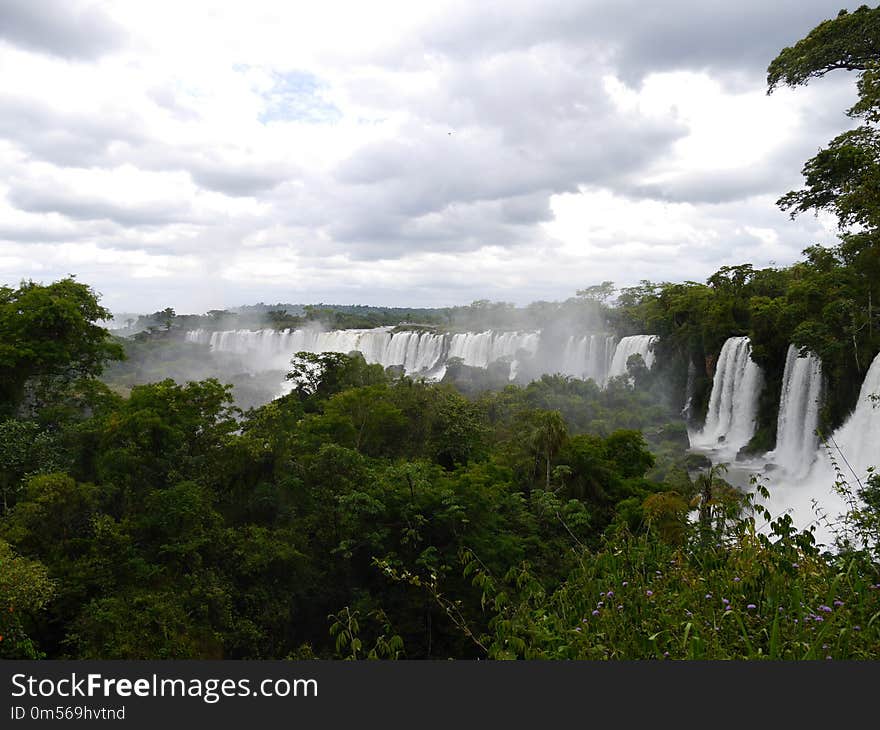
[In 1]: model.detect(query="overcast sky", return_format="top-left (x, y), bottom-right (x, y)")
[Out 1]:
top-left (0, 0), bottom-right (866, 315)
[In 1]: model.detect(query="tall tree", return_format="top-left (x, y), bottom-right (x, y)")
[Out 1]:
top-left (0, 278), bottom-right (123, 414)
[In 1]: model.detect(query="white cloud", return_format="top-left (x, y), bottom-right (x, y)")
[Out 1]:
top-left (0, 0), bottom-right (866, 314)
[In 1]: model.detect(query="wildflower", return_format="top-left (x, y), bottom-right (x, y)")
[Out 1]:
top-left (814, 616), bottom-right (824, 623)
top-left (818, 605), bottom-right (832, 613)
top-left (778, 607), bottom-right (784, 613)
top-left (592, 610), bottom-right (600, 617)
top-left (663, 651), bottom-right (670, 658)
top-left (597, 601), bottom-right (604, 608)
top-left (656, 571), bottom-right (662, 576)
top-left (622, 581), bottom-right (628, 587)
top-left (646, 590), bottom-right (653, 597)
top-left (575, 627), bottom-right (581, 632)
top-left (724, 605), bottom-right (731, 611)
top-left (685, 610), bottom-right (693, 618)
top-left (792, 563), bottom-right (799, 569)
top-left (600, 592), bottom-right (605, 598)
top-left (833, 600), bottom-right (844, 607)
top-left (722, 598), bottom-right (730, 605)
top-left (747, 604), bottom-right (756, 610)
top-left (607, 590), bottom-right (614, 598)
top-left (854, 626), bottom-right (861, 631)
top-left (617, 605), bottom-right (623, 611)
top-left (826, 656), bottom-right (832, 660)
top-left (705, 594), bottom-right (712, 599)
top-left (733, 577), bottom-right (740, 583)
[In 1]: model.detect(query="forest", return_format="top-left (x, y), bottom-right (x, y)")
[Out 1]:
top-left (1, 7), bottom-right (880, 660)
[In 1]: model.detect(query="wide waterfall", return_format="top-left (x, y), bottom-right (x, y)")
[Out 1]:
top-left (606, 335), bottom-right (658, 381)
top-left (558, 334), bottom-right (617, 383)
top-left (769, 345), bottom-right (823, 477)
top-left (691, 336), bottom-right (764, 457)
top-left (182, 326), bottom-right (656, 388)
top-left (186, 327), bottom-right (542, 380)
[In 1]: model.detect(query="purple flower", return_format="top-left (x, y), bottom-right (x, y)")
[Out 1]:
top-left (646, 590), bottom-right (653, 597)
top-left (722, 598), bottom-right (730, 605)
top-left (724, 605), bottom-right (731, 611)
top-left (575, 627), bottom-right (581, 632)
top-left (600, 592), bottom-right (605, 598)
top-left (747, 604), bottom-right (756, 610)
top-left (819, 605), bottom-right (832, 613)
top-left (854, 626), bottom-right (861, 631)
top-left (705, 594), bottom-right (712, 600)
top-left (607, 590), bottom-right (614, 598)
top-left (733, 577), bottom-right (741, 583)
top-left (685, 610), bottom-right (693, 618)
top-left (622, 581), bottom-right (628, 587)
top-left (814, 616), bottom-right (824, 623)
top-left (778, 607), bottom-right (784, 613)
top-left (592, 610), bottom-right (600, 616)
top-left (656, 571), bottom-right (662, 576)
top-left (617, 605), bottom-right (623, 611)
top-left (597, 601), bottom-right (604, 608)
top-left (833, 600), bottom-right (844, 607)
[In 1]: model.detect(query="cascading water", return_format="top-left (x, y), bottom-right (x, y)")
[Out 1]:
top-left (606, 335), bottom-right (658, 381)
top-left (691, 336), bottom-right (764, 457)
top-left (559, 334), bottom-right (617, 383)
top-left (768, 345), bottom-right (823, 477)
top-left (447, 330), bottom-right (539, 373)
top-left (189, 327), bottom-right (543, 380)
top-left (185, 326), bottom-right (639, 386)
top-left (765, 350), bottom-right (880, 546)
top-left (824, 350), bottom-right (880, 482)
top-left (681, 360), bottom-right (697, 421)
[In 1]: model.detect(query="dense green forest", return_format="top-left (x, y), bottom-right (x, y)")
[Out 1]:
top-left (2, 7), bottom-right (880, 660)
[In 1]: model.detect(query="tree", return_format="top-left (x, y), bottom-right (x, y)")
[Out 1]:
top-left (527, 410), bottom-right (568, 491)
top-left (767, 7), bottom-right (880, 92)
top-left (576, 281), bottom-right (616, 303)
top-left (0, 538), bottom-right (54, 658)
top-left (285, 351), bottom-right (386, 405)
top-left (0, 278), bottom-right (123, 414)
top-left (768, 5), bottom-right (880, 230)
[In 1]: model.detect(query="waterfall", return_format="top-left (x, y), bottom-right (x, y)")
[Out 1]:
top-left (765, 350), bottom-right (880, 547)
top-left (692, 336), bottom-right (764, 456)
top-left (184, 326), bottom-right (654, 388)
top-left (193, 327), bottom-right (540, 380)
top-left (769, 345), bottom-right (823, 476)
top-left (606, 335), bottom-right (658, 381)
top-left (682, 359), bottom-right (697, 421)
top-left (559, 334), bottom-right (617, 383)
top-left (447, 330), bottom-right (538, 371)
top-left (820, 350), bottom-right (880, 486)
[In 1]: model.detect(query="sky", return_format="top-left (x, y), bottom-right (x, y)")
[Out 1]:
top-left (0, 0), bottom-right (866, 316)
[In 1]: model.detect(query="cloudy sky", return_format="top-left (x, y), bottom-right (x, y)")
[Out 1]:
top-left (0, 0), bottom-right (865, 315)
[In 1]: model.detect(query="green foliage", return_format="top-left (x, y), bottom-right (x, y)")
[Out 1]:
top-left (767, 6), bottom-right (880, 93)
top-left (0, 277), bottom-right (123, 414)
top-left (0, 538), bottom-right (54, 658)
